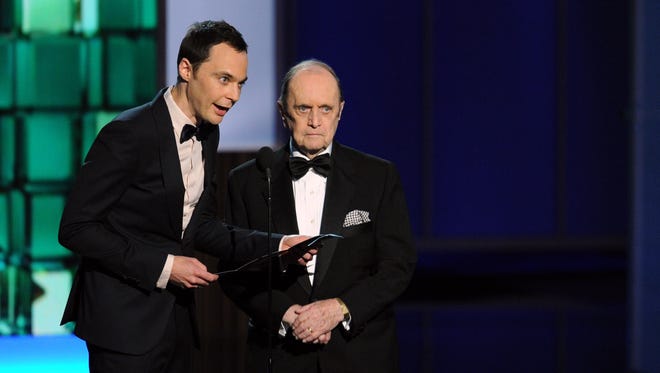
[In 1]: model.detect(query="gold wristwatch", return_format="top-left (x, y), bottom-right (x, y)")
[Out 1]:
top-left (336, 298), bottom-right (350, 321)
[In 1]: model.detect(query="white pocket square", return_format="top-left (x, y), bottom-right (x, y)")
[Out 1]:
top-left (342, 209), bottom-right (371, 228)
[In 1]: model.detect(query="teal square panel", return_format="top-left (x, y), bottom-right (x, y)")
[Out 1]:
top-left (30, 194), bottom-right (69, 259)
top-left (16, 37), bottom-right (83, 108)
top-left (134, 36), bottom-right (157, 103)
top-left (20, 0), bottom-right (75, 34)
top-left (98, 0), bottom-right (157, 30)
top-left (0, 37), bottom-right (13, 109)
top-left (0, 116), bottom-right (16, 185)
top-left (0, 193), bottom-right (8, 252)
top-left (23, 114), bottom-right (74, 181)
top-left (85, 38), bottom-right (104, 107)
top-left (106, 36), bottom-right (136, 107)
top-left (8, 190), bottom-right (26, 252)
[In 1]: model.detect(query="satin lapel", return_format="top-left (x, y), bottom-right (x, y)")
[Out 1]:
top-left (270, 149), bottom-right (312, 294)
top-left (269, 150), bottom-right (298, 234)
top-left (314, 145), bottom-right (355, 288)
top-left (202, 126), bottom-right (219, 187)
top-left (152, 90), bottom-right (185, 234)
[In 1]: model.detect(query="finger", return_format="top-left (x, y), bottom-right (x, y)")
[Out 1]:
top-left (301, 327), bottom-right (316, 343)
top-left (293, 324), bottom-right (310, 338)
top-left (198, 271), bottom-right (219, 282)
top-left (297, 303), bottom-right (313, 313)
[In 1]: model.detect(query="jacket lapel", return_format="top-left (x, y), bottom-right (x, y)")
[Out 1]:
top-left (201, 125), bottom-right (219, 187)
top-left (269, 148), bottom-right (313, 293)
top-left (314, 143), bottom-right (355, 288)
top-left (152, 89), bottom-right (185, 236)
top-left (269, 148), bottom-right (298, 234)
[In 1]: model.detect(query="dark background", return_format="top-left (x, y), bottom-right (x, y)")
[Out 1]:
top-left (190, 1), bottom-right (660, 372)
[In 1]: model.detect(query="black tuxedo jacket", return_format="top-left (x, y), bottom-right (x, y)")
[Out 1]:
top-left (223, 142), bottom-right (417, 373)
top-left (59, 88), bottom-right (276, 355)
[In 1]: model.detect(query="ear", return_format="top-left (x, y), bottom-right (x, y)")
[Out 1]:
top-left (338, 100), bottom-right (346, 120)
top-left (277, 101), bottom-right (290, 128)
top-left (178, 58), bottom-right (193, 82)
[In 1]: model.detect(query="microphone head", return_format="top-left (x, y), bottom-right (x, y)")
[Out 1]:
top-left (256, 146), bottom-right (274, 172)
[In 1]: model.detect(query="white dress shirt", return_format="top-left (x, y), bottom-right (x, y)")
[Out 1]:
top-left (282, 141), bottom-right (350, 335)
top-left (156, 86), bottom-right (205, 288)
top-left (291, 142), bottom-right (332, 285)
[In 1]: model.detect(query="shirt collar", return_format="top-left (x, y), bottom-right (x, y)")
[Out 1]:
top-left (164, 86), bottom-right (196, 140)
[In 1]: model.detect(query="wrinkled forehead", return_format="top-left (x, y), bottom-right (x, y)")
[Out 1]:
top-left (288, 68), bottom-right (342, 105)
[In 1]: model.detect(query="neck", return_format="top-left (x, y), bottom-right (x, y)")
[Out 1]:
top-left (171, 83), bottom-right (197, 125)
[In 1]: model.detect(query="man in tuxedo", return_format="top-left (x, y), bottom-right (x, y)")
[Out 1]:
top-left (222, 59), bottom-right (417, 372)
top-left (58, 20), bottom-right (308, 372)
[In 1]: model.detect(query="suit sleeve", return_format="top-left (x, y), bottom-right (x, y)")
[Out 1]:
top-left (219, 169), bottom-right (297, 332)
top-left (340, 163), bottom-right (417, 332)
top-left (193, 164), bottom-right (283, 267)
top-left (58, 122), bottom-right (168, 291)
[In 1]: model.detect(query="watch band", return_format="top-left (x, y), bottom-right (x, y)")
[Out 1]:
top-left (336, 298), bottom-right (350, 321)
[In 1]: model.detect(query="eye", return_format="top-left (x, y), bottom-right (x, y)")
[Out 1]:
top-left (321, 106), bottom-right (332, 113)
top-left (219, 76), bottom-right (229, 83)
top-left (296, 106), bottom-right (310, 113)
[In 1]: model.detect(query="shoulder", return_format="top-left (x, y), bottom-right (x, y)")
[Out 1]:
top-left (229, 158), bottom-right (258, 178)
top-left (229, 146), bottom-right (288, 178)
top-left (97, 90), bottom-right (166, 141)
top-left (333, 142), bottom-right (397, 175)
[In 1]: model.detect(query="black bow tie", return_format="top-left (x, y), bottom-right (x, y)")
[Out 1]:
top-left (288, 154), bottom-right (332, 180)
top-left (180, 123), bottom-right (212, 143)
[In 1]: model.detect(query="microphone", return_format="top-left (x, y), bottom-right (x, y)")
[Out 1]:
top-left (256, 146), bottom-right (274, 177)
top-left (256, 146), bottom-right (275, 373)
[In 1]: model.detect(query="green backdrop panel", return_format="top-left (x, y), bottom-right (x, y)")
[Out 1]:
top-left (23, 114), bottom-right (74, 181)
top-left (85, 38), bottom-right (103, 107)
top-left (106, 36), bottom-right (136, 107)
top-left (0, 36), bottom-right (13, 108)
top-left (0, 194), bottom-right (8, 252)
top-left (20, 0), bottom-right (74, 34)
top-left (134, 36), bottom-right (157, 103)
top-left (0, 116), bottom-right (15, 185)
top-left (29, 194), bottom-right (69, 259)
top-left (16, 37), bottom-right (83, 108)
top-left (98, 0), bottom-right (157, 30)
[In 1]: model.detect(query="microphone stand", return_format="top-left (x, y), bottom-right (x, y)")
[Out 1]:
top-left (266, 166), bottom-right (273, 373)
top-left (256, 146), bottom-right (275, 373)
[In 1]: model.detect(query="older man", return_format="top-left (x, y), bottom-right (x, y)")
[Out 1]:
top-left (222, 59), bottom-right (417, 372)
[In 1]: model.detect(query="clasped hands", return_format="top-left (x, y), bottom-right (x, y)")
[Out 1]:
top-left (283, 298), bottom-right (346, 345)
top-left (169, 235), bottom-right (314, 289)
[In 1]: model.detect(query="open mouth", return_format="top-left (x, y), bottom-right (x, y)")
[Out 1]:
top-left (214, 103), bottom-right (230, 115)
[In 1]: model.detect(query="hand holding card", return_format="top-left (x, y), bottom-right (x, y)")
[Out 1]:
top-left (215, 233), bottom-right (342, 276)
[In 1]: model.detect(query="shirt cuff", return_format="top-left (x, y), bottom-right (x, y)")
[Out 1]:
top-left (279, 235), bottom-right (296, 251)
top-left (156, 254), bottom-right (174, 289)
top-left (279, 321), bottom-right (290, 337)
top-left (341, 318), bottom-right (351, 331)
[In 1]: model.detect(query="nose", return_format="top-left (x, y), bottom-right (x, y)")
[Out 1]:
top-left (308, 108), bottom-right (320, 128)
top-left (227, 83), bottom-right (241, 104)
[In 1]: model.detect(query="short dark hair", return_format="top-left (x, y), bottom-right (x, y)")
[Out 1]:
top-left (176, 20), bottom-right (248, 83)
top-left (278, 59), bottom-right (344, 111)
